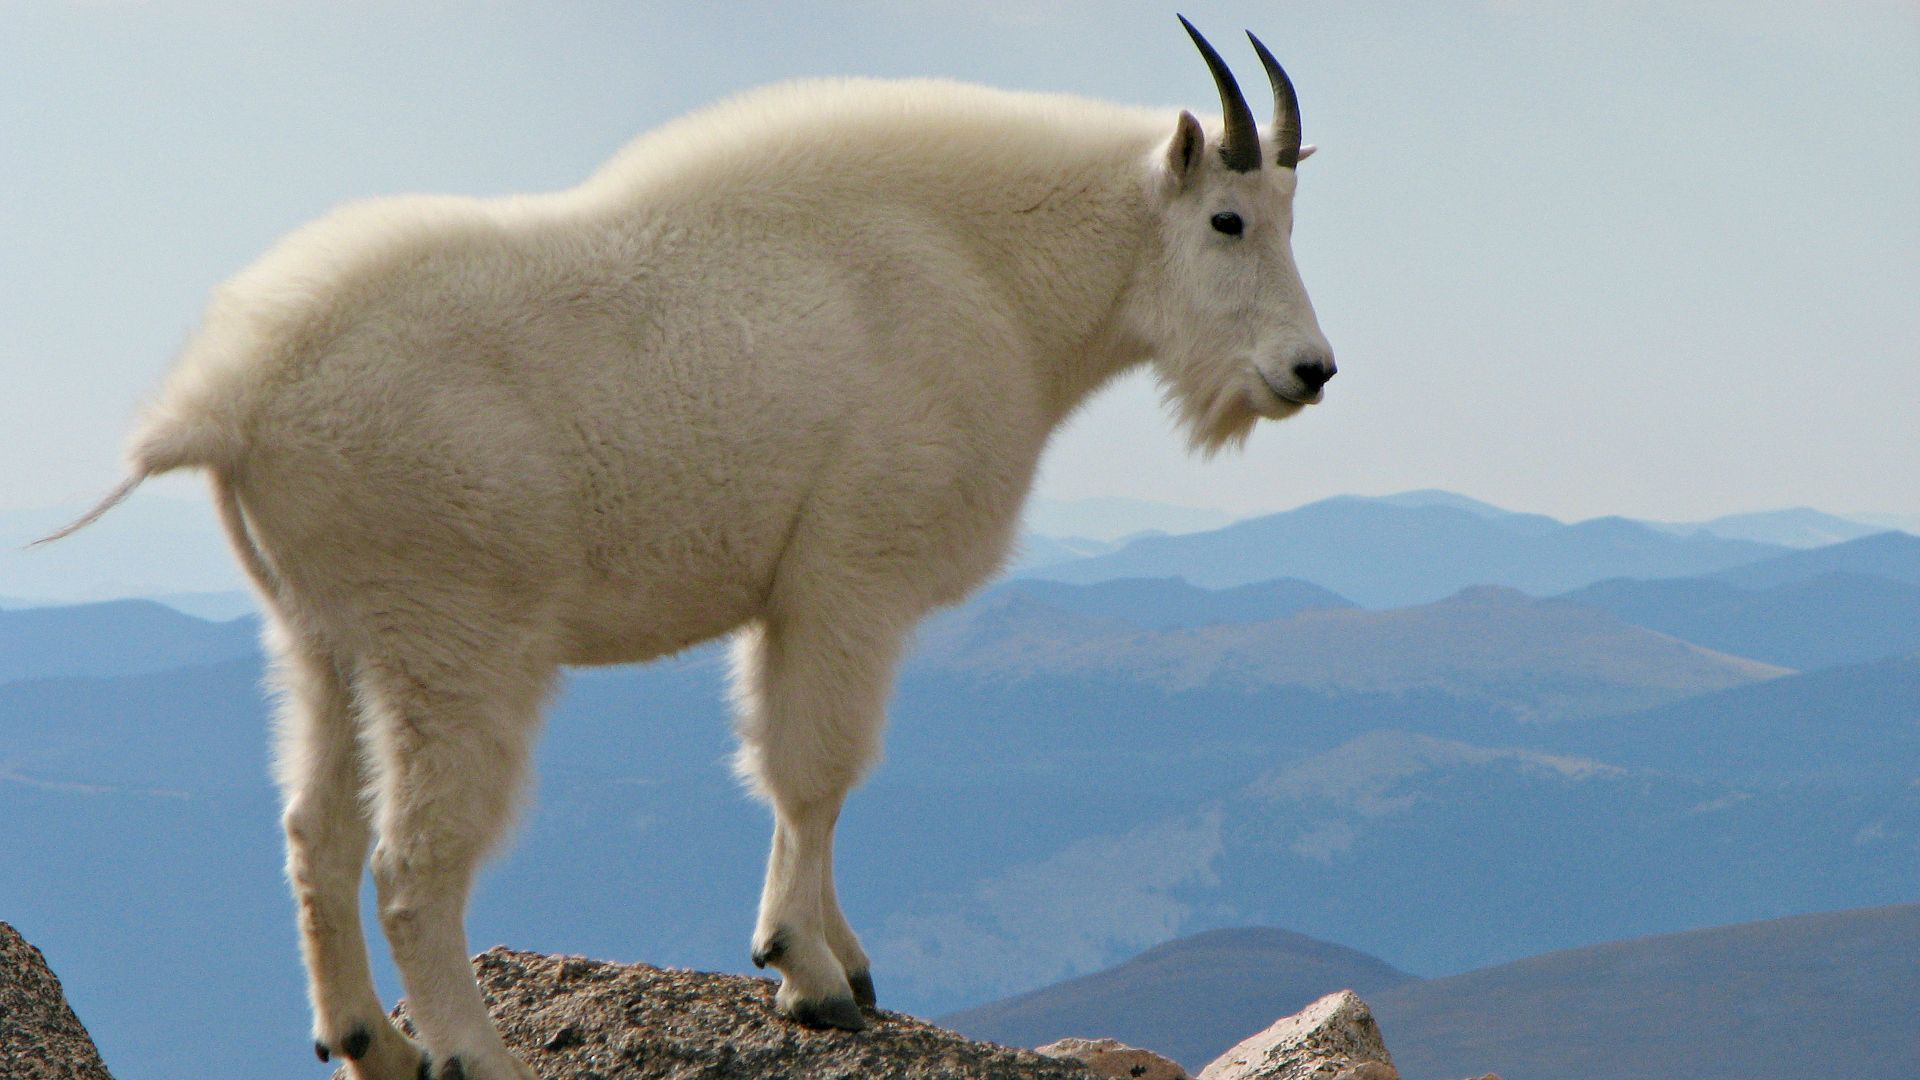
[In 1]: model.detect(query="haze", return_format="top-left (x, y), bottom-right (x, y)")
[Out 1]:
top-left (4, 1), bottom-right (1915, 524)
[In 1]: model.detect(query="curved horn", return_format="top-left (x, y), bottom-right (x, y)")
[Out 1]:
top-left (1178, 15), bottom-right (1262, 173)
top-left (1247, 31), bottom-right (1303, 169)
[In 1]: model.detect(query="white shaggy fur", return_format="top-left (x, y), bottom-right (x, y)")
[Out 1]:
top-left (51, 74), bottom-right (1331, 1079)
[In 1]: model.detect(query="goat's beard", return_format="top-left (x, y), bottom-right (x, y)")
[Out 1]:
top-left (1156, 353), bottom-right (1268, 458)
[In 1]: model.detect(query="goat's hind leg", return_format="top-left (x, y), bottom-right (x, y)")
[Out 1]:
top-left (359, 652), bottom-right (549, 1080)
top-left (270, 628), bottom-right (425, 1077)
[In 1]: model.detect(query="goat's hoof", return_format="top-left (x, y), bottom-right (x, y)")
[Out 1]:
top-left (847, 968), bottom-right (877, 1008)
top-left (433, 1055), bottom-right (467, 1080)
top-left (783, 992), bottom-right (867, 1031)
top-left (750, 927), bottom-right (789, 969)
top-left (314, 1022), bottom-right (375, 1064)
top-left (317, 1020), bottom-right (427, 1078)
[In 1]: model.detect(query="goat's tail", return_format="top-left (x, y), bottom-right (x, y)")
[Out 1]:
top-left (29, 318), bottom-right (260, 549)
top-left (27, 466), bottom-right (277, 602)
top-left (26, 415), bottom-right (246, 549)
top-left (209, 470), bottom-right (279, 600)
top-left (26, 472), bottom-right (149, 547)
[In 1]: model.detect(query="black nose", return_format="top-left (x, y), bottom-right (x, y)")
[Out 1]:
top-left (1292, 356), bottom-right (1336, 392)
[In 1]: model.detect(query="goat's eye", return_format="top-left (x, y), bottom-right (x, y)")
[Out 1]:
top-left (1211, 212), bottom-right (1244, 236)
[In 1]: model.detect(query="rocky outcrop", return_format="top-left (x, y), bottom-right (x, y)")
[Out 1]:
top-left (359, 947), bottom-right (1096, 1079)
top-left (0, 929), bottom-right (1432, 1080)
top-left (328, 951), bottom-right (1436, 1080)
top-left (1037, 1036), bottom-right (1191, 1079)
top-left (0, 922), bottom-right (113, 1080)
top-left (1198, 991), bottom-right (1396, 1080)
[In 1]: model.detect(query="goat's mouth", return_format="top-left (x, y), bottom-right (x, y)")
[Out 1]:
top-left (1258, 369), bottom-right (1323, 407)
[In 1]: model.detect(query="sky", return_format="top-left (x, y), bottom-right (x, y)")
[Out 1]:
top-left (4, 1), bottom-right (1916, 525)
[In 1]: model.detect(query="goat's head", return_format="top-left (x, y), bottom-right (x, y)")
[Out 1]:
top-left (1131, 17), bottom-right (1334, 455)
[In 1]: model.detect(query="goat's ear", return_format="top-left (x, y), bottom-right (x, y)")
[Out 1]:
top-left (1296, 143), bottom-right (1318, 163)
top-left (1167, 110), bottom-right (1206, 187)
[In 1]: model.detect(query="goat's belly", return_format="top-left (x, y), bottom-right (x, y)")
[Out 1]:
top-left (556, 580), bottom-right (756, 664)
top-left (556, 558), bottom-right (764, 666)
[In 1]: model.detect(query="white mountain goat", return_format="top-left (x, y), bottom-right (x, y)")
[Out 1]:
top-left (41, 18), bottom-right (1334, 1080)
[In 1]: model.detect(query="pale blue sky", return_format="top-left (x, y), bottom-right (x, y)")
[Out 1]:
top-left (5, 1), bottom-right (1916, 523)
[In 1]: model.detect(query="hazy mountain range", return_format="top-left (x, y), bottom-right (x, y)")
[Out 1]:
top-left (3, 490), bottom-right (1915, 1079)
top-left (1021, 495), bottom-right (1237, 542)
top-left (945, 903), bottom-right (1920, 1080)
top-left (0, 599), bottom-right (255, 683)
top-left (1561, 570), bottom-right (1920, 670)
top-left (868, 721), bottom-right (1917, 1006)
top-left (1640, 505), bottom-right (1896, 548)
top-left (1027, 496), bottom-right (1920, 606)
top-left (918, 584), bottom-right (1785, 721)
top-left (942, 926), bottom-right (1418, 1070)
top-left (1026, 498), bottom-right (1791, 604)
top-left (6, 489), bottom-right (1911, 608)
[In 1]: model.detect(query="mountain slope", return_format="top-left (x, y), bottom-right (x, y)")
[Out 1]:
top-left (1371, 903), bottom-right (1920, 1080)
top-left (1540, 653), bottom-right (1920, 784)
top-left (0, 600), bottom-right (255, 683)
top-left (0, 658), bottom-right (267, 792)
top-left (1022, 496), bottom-right (1237, 541)
top-left (8, 604), bottom-right (1917, 1062)
top-left (1709, 530), bottom-right (1920, 588)
top-left (941, 904), bottom-right (1920, 1080)
top-left (1025, 498), bottom-right (1788, 606)
top-left (917, 585), bottom-right (1786, 722)
top-left (984, 576), bottom-right (1355, 631)
top-left (1361, 490), bottom-right (1534, 521)
top-left (1558, 571), bottom-right (1920, 670)
top-left (1647, 506), bottom-right (1894, 548)
top-left (940, 926), bottom-right (1418, 1070)
top-left (1008, 533), bottom-right (1122, 574)
top-left (864, 727), bottom-right (1920, 1012)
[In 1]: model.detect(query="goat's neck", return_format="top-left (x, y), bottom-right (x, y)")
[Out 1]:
top-left (974, 158), bottom-right (1161, 430)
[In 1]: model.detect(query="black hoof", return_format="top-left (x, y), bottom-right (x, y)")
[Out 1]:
top-left (787, 993), bottom-right (867, 1032)
top-left (417, 1054), bottom-right (433, 1080)
top-left (751, 927), bottom-right (789, 969)
top-left (847, 969), bottom-right (877, 1008)
top-left (342, 1026), bottom-right (372, 1061)
top-left (439, 1056), bottom-right (467, 1080)
top-left (315, 1041), bottom-right (330, 1063)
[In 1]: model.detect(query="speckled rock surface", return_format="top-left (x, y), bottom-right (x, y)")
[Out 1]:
top-left (0, 922), bottom-right (113, 1080)
top-left (353, 947), bottom-right (1094, 1079)
top-left (1198, 991), bottom-right (1396, 1080)
top-left (1036, 1036), bottom-right (1191, 1079)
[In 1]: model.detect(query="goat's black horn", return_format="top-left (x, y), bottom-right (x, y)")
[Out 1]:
top-left (1178, 15), bottom-right (1262, 173)
top-left (1247, 31), bottom-right (1303, 169)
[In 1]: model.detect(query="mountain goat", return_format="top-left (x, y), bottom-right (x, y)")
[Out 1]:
top-left (43, 18), bottom-right (1334, 1080)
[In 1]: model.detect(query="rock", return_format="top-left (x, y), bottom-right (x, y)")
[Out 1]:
top-left (346, 946), bottom-right (1095, 1079)
top-left (1198, 990), bottom-right (1396, 1080)
top-left (1037, 1035), bottom-right (1192, 1079)
top-left (0, 921), bottom-right (113, 1079)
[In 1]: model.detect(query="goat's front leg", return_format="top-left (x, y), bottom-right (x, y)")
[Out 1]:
top-left (731, 615), bottom-right (902, 1029)
top-left (751, 793), bottom-right (864, 1028)
top-left (819, 822), bottom-right (876, 1007)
